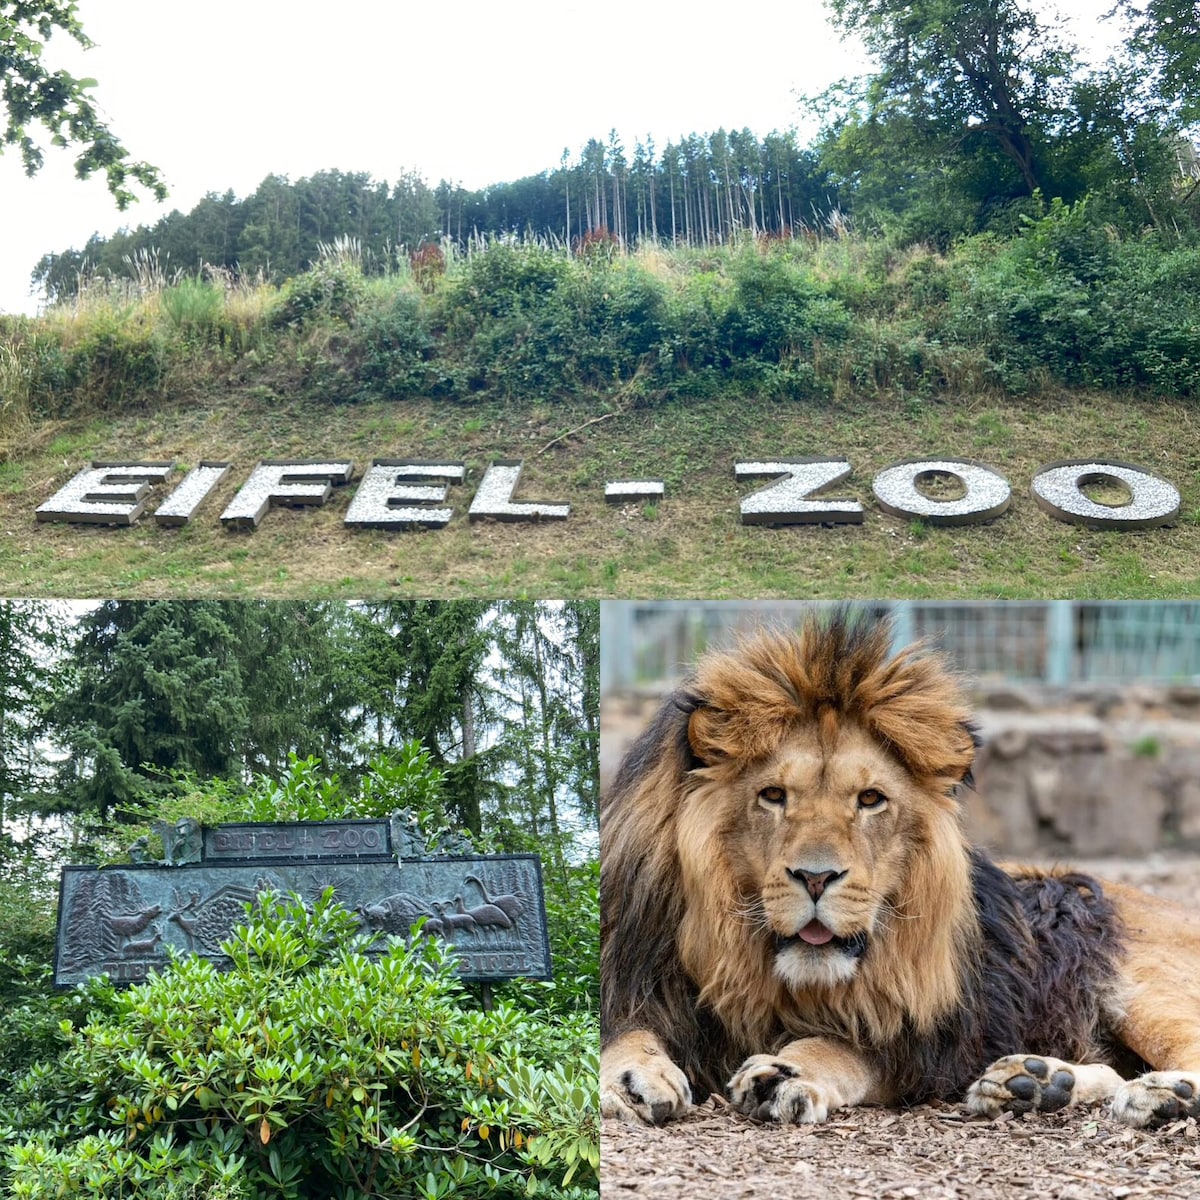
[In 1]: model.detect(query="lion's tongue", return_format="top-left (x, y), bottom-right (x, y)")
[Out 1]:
top-left (797, 919), bottom-right (834, 946)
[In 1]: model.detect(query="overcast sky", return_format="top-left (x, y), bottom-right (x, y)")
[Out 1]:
top-left (1, 0), bottom-right (1119, 315)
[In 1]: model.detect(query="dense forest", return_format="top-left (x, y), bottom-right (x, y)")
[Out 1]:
top-left (27, 0), bottom-right (1200, 303)
top-left (0, 600), bottom-right (600, 1198)
top-left (30, 134), bottom-right (835, 304)
top-left (0, 599), bottom-right (597, 851)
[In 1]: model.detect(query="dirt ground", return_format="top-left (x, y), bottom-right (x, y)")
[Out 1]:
top-left (601, 855), bottom-right (1200, 1199)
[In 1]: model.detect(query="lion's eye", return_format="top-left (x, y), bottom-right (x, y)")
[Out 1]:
top-left (858, 788), bottom-right (888, 810)
top-left (758, 786), bottom-right (787, 806)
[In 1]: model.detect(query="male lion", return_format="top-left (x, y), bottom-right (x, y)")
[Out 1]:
top-left (600, 613), bottom-right (1200, 1128)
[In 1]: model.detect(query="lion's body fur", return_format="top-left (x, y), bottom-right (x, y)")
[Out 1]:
top-left (600, 614), bottom-right (1158, 1110)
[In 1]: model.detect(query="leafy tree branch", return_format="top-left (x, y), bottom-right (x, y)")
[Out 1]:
top-left (1, 1), bottom-right (165, 207)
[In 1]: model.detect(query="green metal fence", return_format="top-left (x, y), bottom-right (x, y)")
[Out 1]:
top-left (600, 601), bottom-right (1200, 692)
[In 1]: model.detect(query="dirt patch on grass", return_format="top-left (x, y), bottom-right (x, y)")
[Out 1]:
top-left (3, 389), bottom-right (1200, 598)
top-left (601, 855), bottom-right (1200, 1199)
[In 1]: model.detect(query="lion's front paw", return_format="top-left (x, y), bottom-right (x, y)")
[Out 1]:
top-left (600, 1035), bottom-right (692, 1125)
top-left (727, 1055), bottom-right (830, 1124)
top-left (1112, 1072), bottom-right (1200, 1128)
top-left (966, 1055), bottom-right (1081, 1117)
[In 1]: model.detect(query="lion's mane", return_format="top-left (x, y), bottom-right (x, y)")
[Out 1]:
top-left (600, 612), bottom-right (1124, 1101)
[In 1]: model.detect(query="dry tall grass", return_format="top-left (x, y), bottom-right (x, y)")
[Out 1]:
top-left (0, 340), bottom-right (33, 461)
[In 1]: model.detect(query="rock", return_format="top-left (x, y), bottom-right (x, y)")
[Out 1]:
top-left (973, 685), bottom-right (1038, 713)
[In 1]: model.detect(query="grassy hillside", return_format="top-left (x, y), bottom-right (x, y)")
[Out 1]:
top-left (2, 224), bottom-right (1199, 599)
top-left (3, 388), bottom-right (1198, 599)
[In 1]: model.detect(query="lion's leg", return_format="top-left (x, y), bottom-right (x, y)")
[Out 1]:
top-left (600, 1030), bottom-right (693, 1125)
top-left (726, 1036), bottom-right (888, 1124)
top-left (1106, 883), bottom-right (1200, 1128)
top-left (1106, 957), bottom-right (1200, 1128)
top-left (965, 1055), bottom-right (1123, 1117)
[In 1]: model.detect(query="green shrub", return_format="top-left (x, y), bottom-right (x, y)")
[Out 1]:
top-left (436, 243), bottom-right (574, 398)
top-left (434, 243), bottom-right (676, 398)
top-left (442, 243), bottom-right (570, 325)
top-left (942, 200), bottom-right (1200, 395)
top-left (558, 259), bottom-right (670, 388)
top-left (0, 848), bottom-right (57, 1001)
top-left (680, 246), bottom-right (851, 397)
top-left (160, 279), bottom-right (226, 342)
top-left (1, 891), bottom-right (598, 1199)
top-left (344, 290), bottom-right (442, 401)
top-left (275, 260), bottom-right (368, 329)
top-left (719, 248), bottom-right (849, 362)
top-left (21, 333), bottom-right (70, 412)
top-left (653, 266), bottom-right (732, 392)
top-left (23, 309), bottom-right (166, 414)
top-left (0, 842), bottom-right (81, 1100)
top-left (232, 746), bottom-right (447, 825)
top-left (0, 337), bottom-right (34, 452)
top-left (1106, 240), bottom-right (1200, 396)
top-left (539, 860), bottom-right (599, 1016)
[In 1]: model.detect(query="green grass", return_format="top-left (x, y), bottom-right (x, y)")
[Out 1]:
top-left (4, 387), bottom-right (1198, 599)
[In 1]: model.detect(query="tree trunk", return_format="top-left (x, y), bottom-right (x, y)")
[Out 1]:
top-left (460, 690), bottom-right (481, 836)
top-left (532, 628), bottom-right (561, 854)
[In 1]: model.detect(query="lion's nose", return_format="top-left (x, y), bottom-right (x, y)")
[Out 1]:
top-left (786, 866), bottom-right (847, 901)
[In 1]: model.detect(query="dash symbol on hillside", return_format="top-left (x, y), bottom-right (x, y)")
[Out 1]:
top-left (605, 481), bottom-right (665, 504)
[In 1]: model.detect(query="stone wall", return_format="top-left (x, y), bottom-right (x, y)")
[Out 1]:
top-left (600, 683), bottom-right (1200, 857)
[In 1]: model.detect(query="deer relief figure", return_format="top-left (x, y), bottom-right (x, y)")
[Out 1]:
top-left (122, 922), bottom-right (163, 958)
top-left (107, 904), bottom-right (163, 951)
top-left (434, 900), bottom-right (477, 935)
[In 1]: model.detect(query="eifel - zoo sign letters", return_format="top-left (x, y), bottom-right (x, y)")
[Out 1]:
top-left (54, 815), bottom-right (551, 987)
top-left (34, 454), bottom-right (1184, 533)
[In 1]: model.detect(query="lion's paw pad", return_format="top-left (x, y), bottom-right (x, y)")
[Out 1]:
top-left (966, 1055), bottom-right (1076, 1117)
top-left (1112, 1072), bottom-right (1200, 1128)
top-left (727, 1056), bottom-right (827, 1124)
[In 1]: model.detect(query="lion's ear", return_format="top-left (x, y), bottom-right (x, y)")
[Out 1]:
top-left (686, 699), bottom-right (776, 766)
top-left (684, 702), bottom-right (726, 767)
top-left (675, 691), bottom-right (723, 768)
top-left (607, 687), bottom-right (707, 801)
top-left (909, 720), bottom-right (978, 795)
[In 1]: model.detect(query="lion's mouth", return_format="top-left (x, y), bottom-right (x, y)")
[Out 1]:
top-left (776, 921), bottom-right (868, 958)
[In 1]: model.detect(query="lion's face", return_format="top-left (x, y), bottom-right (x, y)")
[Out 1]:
top-left (604, 619), bottom-right (979, 1057)
top-left (679, 718), bottom-right (960, 993)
